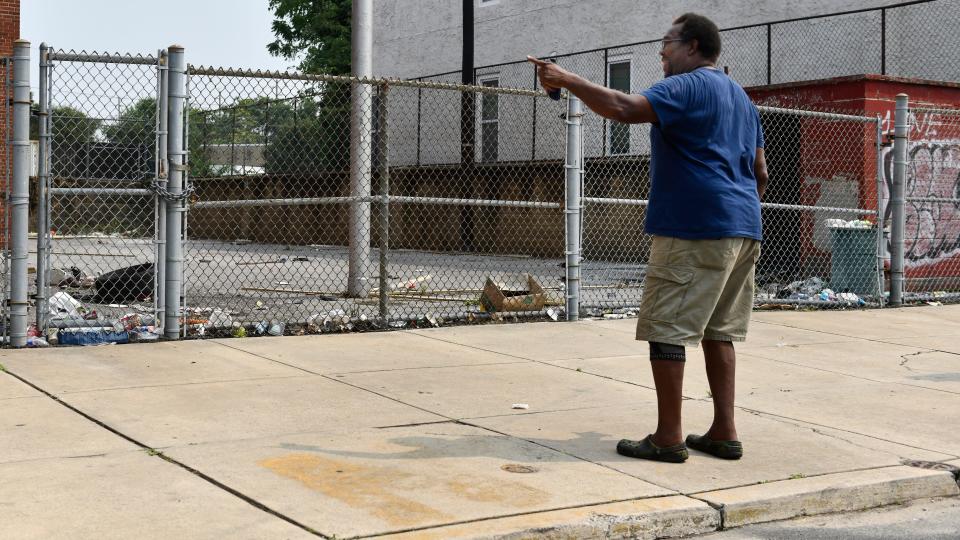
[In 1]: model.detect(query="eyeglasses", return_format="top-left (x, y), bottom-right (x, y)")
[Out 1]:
top-left (660, 38), bottom-right (685, 50)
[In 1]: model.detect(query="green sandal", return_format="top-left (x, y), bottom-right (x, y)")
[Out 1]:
top-left (686, 434), bottom-right (743, 460)
top-left (616, 435), bottom-right (689, 463)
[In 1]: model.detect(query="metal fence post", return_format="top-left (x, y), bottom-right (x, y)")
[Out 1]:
top-left (874, 117), bottom-right (886, 307)
top-left (9, 41), bottom-right (30, 347)
top-left (348, 0), bottom-right (373, 297)
top-left (890, 93), bottom-right (908, 306)
top-left (164, 45), bottom-right (186, 339)
top-left (156, 49), bottom-right (169, 334)
top-left (564, 95), bottom-right (583, 321)
top-left (377, 83), bottom-right (390, 323)
top-left (35, 44), bottom-right (51, 332)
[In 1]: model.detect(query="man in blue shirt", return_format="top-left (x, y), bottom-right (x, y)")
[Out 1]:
top-left (529, 13), bottom-right (768, 463)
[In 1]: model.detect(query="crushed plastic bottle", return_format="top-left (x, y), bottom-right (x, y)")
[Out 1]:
top-left (26, 337), bottom-right (50, 348)
top-left (254, 321), bottom-right (269, 335)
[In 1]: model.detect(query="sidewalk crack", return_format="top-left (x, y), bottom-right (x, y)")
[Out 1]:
top-left (1, 368), bottom-right (329, 538)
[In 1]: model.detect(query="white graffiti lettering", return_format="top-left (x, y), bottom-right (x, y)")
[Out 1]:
top-left (882, 142), bottom-right (960, 264)
top-left (880, 110), bottom-right (946, 140)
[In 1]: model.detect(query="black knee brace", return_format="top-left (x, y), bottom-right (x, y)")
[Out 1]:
top-left (650, 342), bottom-right (686, 361)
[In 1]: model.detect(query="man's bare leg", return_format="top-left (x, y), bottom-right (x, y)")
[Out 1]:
top-left (702, 339), bottom-right (738, 441)
top-left (650, 359), bottom-right (685, 446)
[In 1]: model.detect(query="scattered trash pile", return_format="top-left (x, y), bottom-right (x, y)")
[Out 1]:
top-left (29, 264), bottom-right (159, 348)
top-left (31, 289), bottom-right (159, 347)
top-left (824, 218), bottom-right (874, 229)
top-left (755, 276), bottom-right (872, 308)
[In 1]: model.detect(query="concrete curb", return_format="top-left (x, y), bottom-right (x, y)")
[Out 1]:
top-left (379, 496), bottom-right (719, 540)
top-left (695, 465), bottom-right (960, 529)
top-left (379, 465), bottom-right (960, 539)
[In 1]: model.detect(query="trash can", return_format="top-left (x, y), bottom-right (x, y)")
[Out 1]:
top-left (829, 226), bottom-right (879, 296)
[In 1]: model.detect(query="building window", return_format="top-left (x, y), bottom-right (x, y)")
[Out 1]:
top-left (607, 60), bottom-right (631, 155)
top-left (480, 78), bottom-right (499, 162)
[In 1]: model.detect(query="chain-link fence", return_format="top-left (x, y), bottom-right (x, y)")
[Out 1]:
top-left (901, 107), bottom-right (960, 300)
top-left (10, 23), bottom-right (955, 346)
top-left (183, 68), bottom-right (570, 336)
top-left (576, 105), bottom-right (884, 313)
top-left (418, 0), bottom-right (960, 95)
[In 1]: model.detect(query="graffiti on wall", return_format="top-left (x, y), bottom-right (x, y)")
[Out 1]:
top-left (882, 141), bottom-right (960, 265)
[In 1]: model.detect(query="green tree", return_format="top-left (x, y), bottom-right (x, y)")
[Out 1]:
top-left (52, 106), bottom-right (102, 144)
top-left (264, 90), bottom-right (351, 177)
top-left (266, 1), bottom-right (356, 178)
top-left (102, 98), bottom-right (156, 146)
top-left (268, 0), bottom-right (352, 75)
top-left (30, 104), bottom-right (102, 143)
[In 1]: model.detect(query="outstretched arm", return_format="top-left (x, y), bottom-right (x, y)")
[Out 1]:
top-left (527, 56), bottom-right (658, 124)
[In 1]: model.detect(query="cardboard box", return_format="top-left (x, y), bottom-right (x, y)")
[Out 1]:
top-left (479, 274), bottom-right (546, 312)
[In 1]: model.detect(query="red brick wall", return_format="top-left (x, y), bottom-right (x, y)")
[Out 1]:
top-left (0, 0), bottom-right (18, 248)
top-left (747, 75), bottom-right (960, 287)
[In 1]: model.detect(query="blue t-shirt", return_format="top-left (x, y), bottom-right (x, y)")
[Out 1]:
top-left (641, 67), bottom-right (764, 240)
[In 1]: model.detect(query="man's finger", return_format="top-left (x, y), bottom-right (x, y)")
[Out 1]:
top-left (526, 55), bottom-right (549, 66)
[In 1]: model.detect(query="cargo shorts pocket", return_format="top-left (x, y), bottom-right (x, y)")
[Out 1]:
top-left (639, 265), bottom-right (695, 323)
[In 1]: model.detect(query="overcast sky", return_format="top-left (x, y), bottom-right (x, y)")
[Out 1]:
top-left (22, 0), bottom-right (296, 93)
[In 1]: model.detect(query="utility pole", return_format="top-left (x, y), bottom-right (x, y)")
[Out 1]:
top-left (459, 0), bottom-right (476, 251)
top-left (348, 0), bottom-right (374, 296)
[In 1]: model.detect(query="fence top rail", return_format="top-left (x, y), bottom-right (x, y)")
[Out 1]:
top-left (187, 65), bottom-right (548, 97)
top-left (756, 105), bottom-right (878, 123)
top-left (47, 49), bottom-right (159, 66)
top-left (910, 106), bottom-right (960, 115)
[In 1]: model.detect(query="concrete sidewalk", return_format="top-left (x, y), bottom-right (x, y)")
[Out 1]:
top-left (1, 306), bottom-right (959, 539)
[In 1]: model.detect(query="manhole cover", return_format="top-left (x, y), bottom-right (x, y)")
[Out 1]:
top-left (501, 464), bottom-right (538, 474)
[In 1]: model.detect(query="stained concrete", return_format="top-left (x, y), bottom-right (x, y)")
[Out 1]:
top-left (164, 424), bottom-right (672, 538)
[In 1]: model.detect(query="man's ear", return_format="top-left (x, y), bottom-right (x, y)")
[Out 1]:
top-left (686, 38), bottom-right (699, 57)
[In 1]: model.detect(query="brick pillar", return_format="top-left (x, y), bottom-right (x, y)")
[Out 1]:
top-left (0, 0), bottom-right (19, 249)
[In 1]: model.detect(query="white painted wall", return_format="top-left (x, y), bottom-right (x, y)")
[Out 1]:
top-left (377, 0), bottom-right (960, 167)
top-left (373, 0), bottom-right (915, 79)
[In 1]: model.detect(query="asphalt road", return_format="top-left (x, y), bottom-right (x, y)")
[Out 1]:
top-left (696, 497), bottom-right (960, 540)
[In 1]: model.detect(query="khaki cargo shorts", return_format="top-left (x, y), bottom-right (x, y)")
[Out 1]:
top-left (636, 235), bottom-right (761, 347)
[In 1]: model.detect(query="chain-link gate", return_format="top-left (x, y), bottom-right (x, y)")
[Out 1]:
top-left (36, 50), bottom-right (164, 344)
